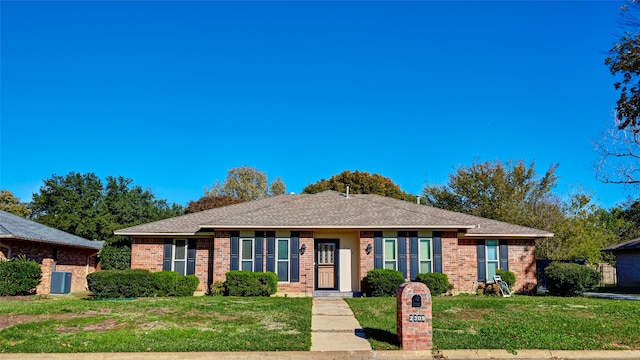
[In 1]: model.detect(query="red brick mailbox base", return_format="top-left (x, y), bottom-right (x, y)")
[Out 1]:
top-left (397, 282), bottom-right (432, 350)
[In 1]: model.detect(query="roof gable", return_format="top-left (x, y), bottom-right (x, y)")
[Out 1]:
top-left (115, 191), bottom-right (553, 237)
top-left (0, 210), bottom-right (102, 250)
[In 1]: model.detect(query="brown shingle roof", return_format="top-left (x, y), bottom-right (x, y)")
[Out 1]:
top-left (114, 191), bottom-right (552, 237)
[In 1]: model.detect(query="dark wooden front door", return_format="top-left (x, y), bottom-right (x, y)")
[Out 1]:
top-left (315, 239), bottom-right (338, 290)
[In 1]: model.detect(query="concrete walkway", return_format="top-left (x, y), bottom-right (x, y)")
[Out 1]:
top-left (310, 297), bottom-right (372, 351)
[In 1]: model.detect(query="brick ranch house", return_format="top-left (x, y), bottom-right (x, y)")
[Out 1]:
top-left (0, 210), bottom-right (103, 294)
top-left (115, 190), bottom-right (553, 296)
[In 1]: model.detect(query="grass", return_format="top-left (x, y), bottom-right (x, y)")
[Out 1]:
top-left (0, 295), bottom-right (312, 353)
top-left (345, 295), bottom-right (640, 351)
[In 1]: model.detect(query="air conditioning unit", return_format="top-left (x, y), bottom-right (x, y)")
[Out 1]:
top-left (50, 271), bottom-right (72, 294)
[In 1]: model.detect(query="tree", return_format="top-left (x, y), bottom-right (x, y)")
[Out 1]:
top-left (0, 190), bottom-right (32, 217)
top-left (605, 1), bottom-right (640, 133)
top-left (206, 167), bottom-right (286, 201)
top-left (185, 195), bottom-right (246, 214)
top-left (29, 172), bottom-right (184, 269)
top-left (302, 170), bottom-right (414, 201)
top-left (423, 160), bottom-right (558, 228)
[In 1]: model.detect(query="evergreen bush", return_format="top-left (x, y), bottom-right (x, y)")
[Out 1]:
top-left (223, 271), bottom-right (277, 296)
top-left (0, 255), bottom-right (42, 296)
top-left (87, 269), bottom-right (200, 298)
top-left (545, 262), bottom-right (601, 297)
top-left (364, 269), bottom-right (405, 297)
top-left (496, 269), bottom-right (516, 289)
top-left (414, 272), bottom-right (453, 295)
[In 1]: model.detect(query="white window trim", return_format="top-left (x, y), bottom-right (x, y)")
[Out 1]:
top-left (240, 238), bottom-right (254, 272)
top-left (485, 240), bottom-right (500, 281)
top-left (418, 237), bottom-right (433, 273)
top-left (172, 239), bottom-right (187, 275)
top-left (383, 238), bottom-right (398, 270)
top-left (276, 237), bottom-right (290, 283)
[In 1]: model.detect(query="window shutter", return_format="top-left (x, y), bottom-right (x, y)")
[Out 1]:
top-left (266, 231), bottom-right (275, 273)
top-left (254, 231), bottom-right (264, 272)
top-left (290, 231), bottom-right (300, 282)
top-left (163, 239), bottom-right (173, 271)
top-left (477, 240), bottom-right (486, 282)
top-left (186, 239), bottom-right (196, 275)
top-left (433, 231), bottom-right (442, 273)
top-left (499, 240), bottom-right (509, 271)
top-left (397, 231), bottom-right (407, 278)
top-left (230, 231), bottom-right (239, 271)
top-left (409, 231), bottom-right (418, 279)
top-left (373, 231), bottom-right (383, 269)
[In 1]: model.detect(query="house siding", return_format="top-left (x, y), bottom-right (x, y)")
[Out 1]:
top-left (2, 239), bottom-right (98, 295)
top-left (615, 250), bottom-right (640, 287)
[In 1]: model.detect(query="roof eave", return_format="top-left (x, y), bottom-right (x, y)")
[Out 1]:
top-left (0, 235), bottom-right (102, 250)
top-left (198, 224), bottom-right (476, 230)
top-left (463, 233), bottom-right (554, 238)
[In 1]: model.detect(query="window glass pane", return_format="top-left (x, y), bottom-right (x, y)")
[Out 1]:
top-left (242, 239), bottom-right (252, 260)
top-left (278, 240), bottom-right (288, 260)
top-left (384, 261), bottom-right (396, 270)
top-left (175, 240), bottom-right (186, 260)
top-left (277, 261), bottom-right (288, 281)
top-left (385, 239), bottom-right (396, 260)
top-left (486, 240), bottom-right (498, 261)
top-left (174, 261), bottom-right (186, 276)
top-left (487, 261), bottom-right (498, 279)
top-left (419, 239), bottom-right (431, 260)
top-left (241, 260), bottom-right (253, 272)
top-left (420, 261), bottom-right (431, 274)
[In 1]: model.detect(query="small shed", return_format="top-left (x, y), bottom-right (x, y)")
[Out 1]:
top-left (604, 239), bottom-right (640, 288)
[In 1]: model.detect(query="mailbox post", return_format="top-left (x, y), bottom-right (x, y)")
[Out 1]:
top-left (397, 282), bottom-right (432, 350)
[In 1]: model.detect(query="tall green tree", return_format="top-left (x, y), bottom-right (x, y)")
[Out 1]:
top-left (0, 190), bottom-right (32, 217)
top-left (185, 195), bottom-right (246, 214)
top-left (206, 166), bottom-right (286, 201)
top-left (302, 170), bottom-right (414, 201)
top-left (29, 172), bottom-right (184, 269)
top-left (423, 160), bottom-right (558, 228)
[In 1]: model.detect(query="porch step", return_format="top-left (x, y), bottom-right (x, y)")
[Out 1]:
top-left (313, 291), bottom-right (361, 298)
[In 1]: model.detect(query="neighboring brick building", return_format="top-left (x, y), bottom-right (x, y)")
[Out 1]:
top-left (0, 210), bottom-right (102, 294)
top-left (116, 190), bottom-right (552, 296)
top-left (604, 239), bottom-right (640, 288)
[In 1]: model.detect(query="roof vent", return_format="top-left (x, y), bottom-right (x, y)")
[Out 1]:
top-left (416, 195), bottom-right (421, 204)
top-left (346, 185), bottom-right (350, 198)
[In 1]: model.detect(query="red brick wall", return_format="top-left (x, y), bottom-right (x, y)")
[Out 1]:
top-left (359, 231), bottom-right (374, 290)
top-left (3, 239), bottom-right (99, 295)
top-left (131, 238), bottom-right (164, 272)
top-left (213, 232), bottom-right (230, 283)
top-left (508, 239), bottom-right (537, 292)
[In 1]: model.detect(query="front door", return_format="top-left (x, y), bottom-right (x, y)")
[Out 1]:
top-left (315, 239), bottom-right (338, 290)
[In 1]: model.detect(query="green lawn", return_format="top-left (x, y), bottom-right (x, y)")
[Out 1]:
top-left (345, 295), bottom-right (640, 351)
top-left (0, 295), bottom-right (312, 353)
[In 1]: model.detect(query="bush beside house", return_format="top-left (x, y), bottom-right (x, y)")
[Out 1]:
top-left (223, 271), bottom-right (278, 296)
top-left (364, 269), bottom-right (405, 297)
top-left (0, 255), bottom-right (42, 296)
top-left (414, 272), bottom-right (453, 296)
top-left (87, 269), bottom-right (199, 298)
top-left (545, 262), bottom-right (601, 297)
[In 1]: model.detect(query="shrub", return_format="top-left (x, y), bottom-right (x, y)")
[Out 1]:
top-left (364, 269), bottom-right (405, 297)
top-left (477, 282), bottom-right (502, 296)
top-left (87, 269), bottom-right (200, 298)
top-left (0, 255), bottom-right (42, 296)
top-left (224, 271), bottom-right (277, 296)
top-left (414, 272), bottom-right (453, 296)
top-left (175, 275), bottom-right (199, 296)
top-left (496, 269), bottom-right (516, 289)
top-left (545, 262), bottom-right (601, 297)
top-left (208, 280), bottom-right (225, 296)
top-left (99, 245), bottom-right (131, 270)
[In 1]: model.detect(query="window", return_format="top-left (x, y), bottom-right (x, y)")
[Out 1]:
top-left (173, 239), bottom-right (187, 275)
top-left (241, 238), bottom-right (254, 271)
top-left (276, 238), bottom-right (289, 282)
top-left (384, 238), bottom-right (397, 270)
top-left (419, 238), bottom-right (432, 273)
top-left (486, 240), bottom-right (499, 280)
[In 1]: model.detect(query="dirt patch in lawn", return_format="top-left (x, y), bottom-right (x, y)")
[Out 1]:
top-left (56, 319), bottom-right (127, 333)
top-left (0, 313), bottom-right (81, 332)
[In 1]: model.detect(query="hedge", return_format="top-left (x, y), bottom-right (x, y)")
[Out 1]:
top-left (87, 270), bottom-right (199, 298)
top-left (545, 262), bottom-right (601, 297)
top-left (364, 269), bottom-right (405, 297)
top-left (224, 271), bottom-right (277, 296)
top-left (0, 255), bottom-right (42, 296)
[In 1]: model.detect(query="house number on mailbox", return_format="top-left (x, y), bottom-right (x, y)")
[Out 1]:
top-left (408, 314), bottom-right (427, 322)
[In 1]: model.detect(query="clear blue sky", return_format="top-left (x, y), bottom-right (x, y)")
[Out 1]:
top-left (0, 1), bottom-right (634, 209)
